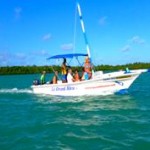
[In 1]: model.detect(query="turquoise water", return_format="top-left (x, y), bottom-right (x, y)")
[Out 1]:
top-left (0, 73), bottom-right (150, 150)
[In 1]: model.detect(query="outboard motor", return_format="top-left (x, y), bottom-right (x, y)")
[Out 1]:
top-left (33, 79), bottom-right (40, 85)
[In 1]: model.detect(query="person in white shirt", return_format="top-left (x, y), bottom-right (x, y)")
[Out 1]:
top-left (67, 68), bottom-right (75, 83)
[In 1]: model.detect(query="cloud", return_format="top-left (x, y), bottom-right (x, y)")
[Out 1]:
top-left (14, 7), bottom-right (22, 19)
top-left (0, 51), bottom-right (27, 66)
top-left (99, 16), bottom-right (107, 26)
top-left (39, 49), bottom-right (49, 56)
top-left (31, 49), bottom-right (50, 56)
top-left (0, 49), bottom-right (51, 66)
top-left (120, 36), bottom-right (146, 53)
top-left (42, 33), bottom-right (52, 41)
top-left (61, 43), bottom-right (73, 50)
top-left (121, 45), bottom-right (131, 52)
top-left (130, 36), bottom-right (145, 45)
top-left (0, 52), bottom-right (10, 66)
top-left (15, 53), bottom-right (27, 60)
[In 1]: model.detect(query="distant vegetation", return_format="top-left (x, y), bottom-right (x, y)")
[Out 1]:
top-left (0, 62), bottom-right (150, 75)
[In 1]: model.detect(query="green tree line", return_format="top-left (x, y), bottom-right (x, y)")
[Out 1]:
top-left (0, 62), bottom-right (150, 75)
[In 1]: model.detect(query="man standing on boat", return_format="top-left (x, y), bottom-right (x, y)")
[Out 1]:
top-left (40, 71), bottom-right (46, 84)
top-left (61, 58), bottom-right (67, 83)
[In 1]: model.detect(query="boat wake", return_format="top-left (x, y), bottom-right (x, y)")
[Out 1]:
top-left (0, 88), bottom-right (33, 94)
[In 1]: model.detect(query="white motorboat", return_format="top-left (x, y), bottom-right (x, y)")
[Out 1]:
top-left (31, 3), bottom-right (148, 96)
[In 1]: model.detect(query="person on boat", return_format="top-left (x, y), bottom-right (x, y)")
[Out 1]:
top-left (52, 71), bottom-right (58, 84)
top-left (83, 56), bottom-right (92, 79)
top-left (61, 58), bottom-right (67, 83)
top-left (40, 71), bottom-right (46, 84)
top-left (125, 67), bottom-right (130, 73)
top-left (67, 68), bottom-right (75, 83)
top-left (74, 69), bottom-right (80, 82)
top-left (81, 67), bottom-right (89, 80)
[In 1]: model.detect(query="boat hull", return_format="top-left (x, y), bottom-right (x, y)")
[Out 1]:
top-left (31, 69), bottom-right (147, 96)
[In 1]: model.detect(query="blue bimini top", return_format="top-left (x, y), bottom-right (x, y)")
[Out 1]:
top-left (47, 53), bottom-right (88, 60)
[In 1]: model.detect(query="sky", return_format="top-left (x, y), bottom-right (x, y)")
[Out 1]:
top-left (0, 0), bottom-right (150, 66)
